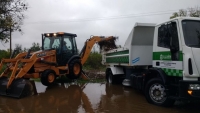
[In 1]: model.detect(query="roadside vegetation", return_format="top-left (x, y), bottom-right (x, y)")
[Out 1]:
top-left (83, 51), bottom-right (105, 71)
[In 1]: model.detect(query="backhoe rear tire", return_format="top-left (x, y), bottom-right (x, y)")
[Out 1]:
top-left (41, 69), bottom-right (56, 86)
top-left (67, 59), bottom-right (82, 79)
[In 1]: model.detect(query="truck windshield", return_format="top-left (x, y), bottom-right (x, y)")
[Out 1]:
top-left (182, 20), bottom-right (200, 48)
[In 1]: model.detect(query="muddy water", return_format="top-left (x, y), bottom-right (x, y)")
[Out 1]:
top-left (0, 82), bottom-right (200, 113)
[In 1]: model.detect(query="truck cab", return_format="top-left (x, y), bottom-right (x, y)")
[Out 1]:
top-left (153, 17), bottom-right (200, 80)
top-left (152, 17), bottom-right (200, 103)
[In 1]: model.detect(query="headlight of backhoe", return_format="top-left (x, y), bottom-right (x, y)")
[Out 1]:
top-left (189, 84), bottom-right (200, 90)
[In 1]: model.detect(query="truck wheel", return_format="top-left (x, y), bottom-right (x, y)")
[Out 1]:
top-left (106, 70), bottom-right (117, 84)
top-left (145, 78), bottom-right (175, 107)
top-left (68, 59), bottom-right (82, 79)
top-left (41, 69), bottom-right (56, 86)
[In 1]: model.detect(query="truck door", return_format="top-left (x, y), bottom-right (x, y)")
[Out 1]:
top-left (153, 21), bottom-right (183, 77)
top-left (182, 20), bottom-right (200, 77)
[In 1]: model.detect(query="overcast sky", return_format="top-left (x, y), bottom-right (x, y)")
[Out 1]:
top-left (1, 0), bottom-right (200, 51)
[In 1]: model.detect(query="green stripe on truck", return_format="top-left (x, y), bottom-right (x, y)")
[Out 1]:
top-left (106, 56), bottom-right (129, 63)
top-left (153, 51), bottom-right (183, 61)
top-left (106, 50), bottom-right (129, 56)
top-left (162, 68), bottom-right (183, 77)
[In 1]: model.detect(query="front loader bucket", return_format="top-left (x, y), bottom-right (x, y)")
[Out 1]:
top-left (0, 77), bottom-right (34, 98)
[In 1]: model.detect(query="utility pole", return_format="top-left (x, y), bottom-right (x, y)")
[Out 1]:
top-left (10, 25), bottom-right (12, 56)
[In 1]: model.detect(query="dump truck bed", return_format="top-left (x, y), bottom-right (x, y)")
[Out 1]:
top-left (101, 23), bottom-right (156, 66)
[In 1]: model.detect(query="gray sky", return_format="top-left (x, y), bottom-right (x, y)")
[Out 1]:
top-left (1, 0), bottom-right (200, 51)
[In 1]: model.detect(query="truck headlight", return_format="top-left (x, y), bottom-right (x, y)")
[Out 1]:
top-left (189, 84), bottom-right (200, 90)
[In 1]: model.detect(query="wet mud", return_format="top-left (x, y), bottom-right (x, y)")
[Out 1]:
top-left (0, 82), bottom-right (200, 113)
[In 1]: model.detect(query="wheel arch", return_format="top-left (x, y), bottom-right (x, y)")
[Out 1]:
top-left (67, 55), bottom-right (81, 64)
top-left (144, 68), bottom-right (168, 87)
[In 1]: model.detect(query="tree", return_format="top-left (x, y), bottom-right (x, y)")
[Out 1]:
top-left (170, 7), bottom-right (200, 19)
top-left (188, 7), bottom-right (200, 17)
top-left (12, 42), bottom-right (40, 56)
top-left (0, 0), bottom-right (28, 43)
top-left (13, 44), bottom-right (23, 55)
top-left (30, 42), bottom-right (41, 52)
top-left (23, 47), bottom-right (28, 52)
top-left (13, 42), bottom-right (40, 53)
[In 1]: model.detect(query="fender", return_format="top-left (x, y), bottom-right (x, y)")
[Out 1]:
top-left (109, 67), bottom-right (124, 75)
top-left (147, 68), bottom-right (169, 85)
top-left (105, 68), bottom-right (111, 74)
top-left (67, 55), bottom-right (81, 64)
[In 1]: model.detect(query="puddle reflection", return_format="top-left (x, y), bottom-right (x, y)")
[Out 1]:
top-left (0, 82), bottom-right (200, 113)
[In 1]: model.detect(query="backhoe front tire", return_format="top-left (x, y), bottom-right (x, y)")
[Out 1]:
top-left (67, 59), bottom-right (82, 79)
top-left (41, 69), bottom-right (56, 86)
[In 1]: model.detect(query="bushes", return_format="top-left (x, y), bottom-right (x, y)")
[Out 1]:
top-left (0, 50), bottom-right (9, 73)
top-left (83, 52), bottom-right (105, 70)
top-left (0, 50), bottom-right (10, 61)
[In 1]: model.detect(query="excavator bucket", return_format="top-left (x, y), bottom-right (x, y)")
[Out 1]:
top-left (98, 36), bottom-right (118, 51)
top-left (0, 77), bottom-right (34, 98)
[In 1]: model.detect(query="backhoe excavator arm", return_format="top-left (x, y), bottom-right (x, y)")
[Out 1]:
top-left (79, 36), bottom-right (116, 65)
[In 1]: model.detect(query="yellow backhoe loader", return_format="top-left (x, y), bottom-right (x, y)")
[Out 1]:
top-left (0, 32), bottom-right (117, 98)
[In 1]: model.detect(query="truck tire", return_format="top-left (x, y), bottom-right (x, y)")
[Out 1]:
top-left (144, 78), bottom-right (175, 107)
top-left (67, 59), bottom-right (82, 79)
top-left (40, 69), bottom-right (56, 86)
top-left (106, 70), bottom-right (117, 84)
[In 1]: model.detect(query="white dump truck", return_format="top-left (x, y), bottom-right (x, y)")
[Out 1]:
top-left (101, 17), bottom-right (200, 106)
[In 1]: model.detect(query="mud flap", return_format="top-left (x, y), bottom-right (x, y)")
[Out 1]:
top-left (0, 77), bottom-right (34, 98)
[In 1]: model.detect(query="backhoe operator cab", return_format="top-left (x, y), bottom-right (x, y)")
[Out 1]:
top-left (42, 32), bottom-right (78, 66)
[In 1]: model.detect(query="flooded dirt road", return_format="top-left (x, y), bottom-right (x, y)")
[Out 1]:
top-left (0, 82), bottom-right (200, 113)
